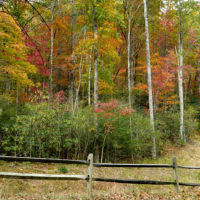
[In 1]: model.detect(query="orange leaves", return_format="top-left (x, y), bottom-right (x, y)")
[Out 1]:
top-left (0, 12), bottom-right (37, 88)
top-left (98, 79), bottom-right (115, 95)
top-left (134, 53), bottom-right (179, 110)
top-left (98, 24), bottom-right (121, 65)
top-left (118, 107), bottom-right (136, 116)
top-left (132, 83), bottom-right (148, 93)
top-left (54, 16), bottom-right (71, 33)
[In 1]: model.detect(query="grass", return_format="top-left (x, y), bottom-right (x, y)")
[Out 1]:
top-left (1, 135), bottom-right (200, 199)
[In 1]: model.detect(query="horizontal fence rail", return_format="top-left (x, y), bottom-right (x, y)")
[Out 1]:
top-left (0, 156), bottom-right (88, 165)
top-left (0, 172), bottom-right (88, 180)
top-left (1, 156), bottom-right (199, 169)
top-left (93, 178), bottom-right (175, 185)
top-left (1, 154), bottom-right (200, 199)
top-left (178, 165), bottom-right (200, 169)
top-left (0, 156), bottom-right (175, 168)
top-left (94, 178), bottom-right (200, 187)
top-left (94, 163), bottom-right (173, 168)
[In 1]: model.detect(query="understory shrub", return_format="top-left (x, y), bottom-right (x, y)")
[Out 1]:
top-left (0, 99), bottom-right (198, 162)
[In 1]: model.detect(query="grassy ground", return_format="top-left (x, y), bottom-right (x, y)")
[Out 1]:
top-left (1, 135), bottom-right (200, 199)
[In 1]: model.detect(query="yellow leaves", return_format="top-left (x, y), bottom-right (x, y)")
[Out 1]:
top-left (100, 45), bottom-right (119, 62)
top-left (75, 38), bottom-right (95, 55)
top-left (98, 31), bottom-right (121, 65)
top-left (98, 79), bottom-right (115, 95)
top-left (0, 13), bottom-right (21, 42)
top-left (0, 12), bottom-right (37, 89)
top-left (35, 82), bottom-right (41, 88)
top-left (0, 32), bottom-right (10, 40)
top-left (0, 12), bottom-right (18, 29)
top-left (4, 65), bottom-right (35, 87)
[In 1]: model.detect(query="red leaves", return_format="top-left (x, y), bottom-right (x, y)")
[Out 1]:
top-left (54, 90), bottom-right (65, 102)
top-left (190, 37), bottom-right (195, 45)
top-left (25, 34), bottom-right (47, 67)
top-left (40, 67), bottom-right (50, 76)
top-left (98, 100), bottom-right (118, 111)
top-left (94, 108), bottom-right (105, 113)
top-left (94, 100), bottom-right (136, 117)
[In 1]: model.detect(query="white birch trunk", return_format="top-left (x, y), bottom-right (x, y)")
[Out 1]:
top-left (93, 6), bottom-right (98, 110)
top-left (178, 42), bottom-right (184, 141)
top-left (126, 1), bottom-right (134, 162)
top-left (127, 11), bottom-right (132, 108)
top-left (70, 0), bottom-right (75, 106)
top-left (88, 55), bottom-right (91, 105)
top-left (178, 3), bottom-right (185, 142)
top-left (143, 0), bottom-right (156, 159)
top-left (73, 56), bottom-right (83, 115)
top-left (72, 26), bottom-right (87, 115)
top-left (127, 17), bottom-right (132, 109)
top-left (130, 31), bottom-right (135, 88)
top-left (50, 2), bottom-right (54, 94)
top-left (93, 3), bottom-right (99, 162)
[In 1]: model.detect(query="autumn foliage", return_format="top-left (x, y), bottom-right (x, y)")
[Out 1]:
top-left (0, 0), bottom-right (199, 162)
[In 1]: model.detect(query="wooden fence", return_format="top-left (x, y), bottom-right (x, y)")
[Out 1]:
top-left (0, 154), bottom-right (200, 199)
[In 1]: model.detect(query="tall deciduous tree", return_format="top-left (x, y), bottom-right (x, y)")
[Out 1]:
top-left (177, 0), bottom-right (185, 142)
top-left (126, 0), bottom-right (133, 111)
top-left (0, 12), bottom-right (36, 95)
top-left (175, 0), bottom-right (199, 142)
top-left (50, 1), bottom-right (54, 95)
top-left (71, 0), bottom-right (76, 105)
top-left (93, 1), bottom-right (98, 110)
top-left (143, 0), bottom-right (156, 159)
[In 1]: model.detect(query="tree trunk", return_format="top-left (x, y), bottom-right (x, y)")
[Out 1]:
top-left (130, 30), bottom-right (135, 88)
top-left (127, 17), bottom-right (132, 109)
top-left (6, 74), bottom-right (10, 94)
top-left (126, 1), bottom-right (133, 109)
top-left (178, 2), bottom-right (185, 142)
top-left (73, 26), bottom-right (86, 115)
top-left (93, 5), bottom-right (98, 110)
top-left (88, 54), bottom-right (91, 105)
top-left (50, 2), bottom-right (54, 95)
top-left (100, 134), bottom-right (107, 163)
top-left (143, 0), bottom-right (156, 159)
top-left (73, 55), bottom-right (83, 115)
top-left (71, 0), bottom-right (75, 105)
top-left (126, 1), bottom-right (134, 162)
top-left (57, 0), bottom-right (60, 8)
top-left (93, 4), bottom-right (99, 162)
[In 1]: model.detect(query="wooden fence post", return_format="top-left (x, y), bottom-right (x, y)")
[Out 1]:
top-left (173, 157), bottom-right (179, 192)
top-left (87, 153), bottom-right (93, 200)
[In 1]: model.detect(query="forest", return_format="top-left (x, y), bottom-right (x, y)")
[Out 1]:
top-left (0, 0), bottom-right (199, 163)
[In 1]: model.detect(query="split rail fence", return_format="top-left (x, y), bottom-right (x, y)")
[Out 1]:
top-left (0, 154), bottom-right (200, 199)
